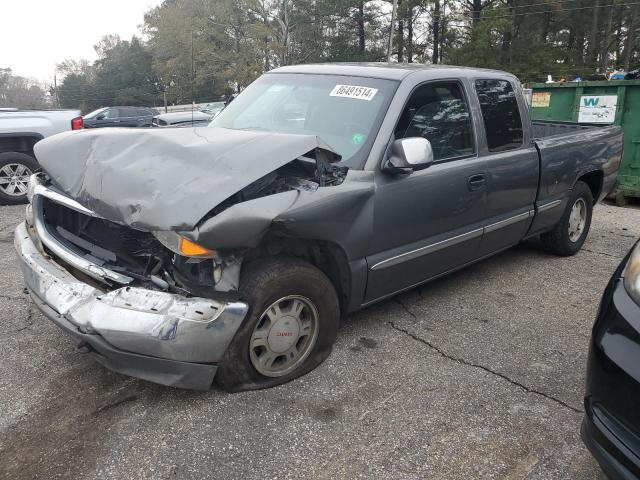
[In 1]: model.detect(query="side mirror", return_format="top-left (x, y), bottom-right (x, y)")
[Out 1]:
top-left (96, 114), bottom-right (105, 120)
top-left (382, 137), bottom-right (434, 174)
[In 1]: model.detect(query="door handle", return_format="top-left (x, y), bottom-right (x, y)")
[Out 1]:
top-left (467, 174), bottom-right (486, 191)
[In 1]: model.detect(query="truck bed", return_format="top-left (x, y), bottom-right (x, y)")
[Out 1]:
top-left (525, 120), bottom-right (623, 238)
top-left (532, 120), bottom-right (605, 138)
top-left (533, 121), bottom-right (622, 201)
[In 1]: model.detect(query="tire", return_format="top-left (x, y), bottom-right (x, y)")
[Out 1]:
top-left (615, 190), bottom-right (628, 207)
top-left (0, 152), bottom-right (39, 205)
top-left (216, 256), bottom-right (340, 392)
top-left (541, 181), bottom-right (593, 256)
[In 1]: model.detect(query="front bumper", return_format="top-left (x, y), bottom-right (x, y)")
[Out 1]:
top-left (14, 221), bottom-right (248, 390)
top-left (582, 401), bottom-right (640, 480)
top-left (582, 252), bottom-right (640, 479)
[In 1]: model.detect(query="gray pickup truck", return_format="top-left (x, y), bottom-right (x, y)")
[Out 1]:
top-left (14, 64), bottom-right (622, 391)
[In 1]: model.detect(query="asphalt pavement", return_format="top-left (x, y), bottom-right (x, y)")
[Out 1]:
top-left (1, 201), bottom-right (639, 479)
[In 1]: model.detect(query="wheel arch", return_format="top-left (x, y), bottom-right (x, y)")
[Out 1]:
top-left (241, 235), bottom-right (352, 316)
top-left (576, 170), bottom-right (603, 203)
top-left (0, 133), bottom-right (43, 157)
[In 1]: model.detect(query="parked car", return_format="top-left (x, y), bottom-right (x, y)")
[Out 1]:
top-left (152, 111), bottom-right (212, 127)
top-left (199, 102), bottom-right (225, 117)
top-left (83, 106), bottom-right (158, 128)
top-left (0, 108), bottom-right (82, 204)
top-left (582, 240), bottom-right (640, 480)
top-left (16, 64), bottom-right (622, 392)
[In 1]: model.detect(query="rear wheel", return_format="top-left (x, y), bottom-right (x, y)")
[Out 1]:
top-left (216, 257), bottom-right (340, 392)
top-left (541, 181), bottom-right (593, 256)
top-left (0, 152), bottom-right (38, 205)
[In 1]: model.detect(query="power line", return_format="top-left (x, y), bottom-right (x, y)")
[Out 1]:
top-left (465, 1), bottom-right (640, 19)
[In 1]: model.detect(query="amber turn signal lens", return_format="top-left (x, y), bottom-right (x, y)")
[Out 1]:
top-left (179, 237), bottom-right (214, 257)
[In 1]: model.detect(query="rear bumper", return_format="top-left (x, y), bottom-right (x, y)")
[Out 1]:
top-left (14, 221), bottom-right (248, 390)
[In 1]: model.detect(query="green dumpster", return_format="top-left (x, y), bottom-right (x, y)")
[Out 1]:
top-left (530, 80), bottom-right (640, 205)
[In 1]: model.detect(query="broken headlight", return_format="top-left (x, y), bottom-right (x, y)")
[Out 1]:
top-left (152, 231), bottom-right (215, 258)
top-left (26, 173), bottom-right (40, 203)
top-left (624, 241), bottom-right (640, 306)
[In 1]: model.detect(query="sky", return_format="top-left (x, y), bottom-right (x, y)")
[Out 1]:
top-left (0, 0), bottom-right (163, 83)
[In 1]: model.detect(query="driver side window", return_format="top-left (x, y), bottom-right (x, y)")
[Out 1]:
top-left (395, 82), bottom-right (474, 161)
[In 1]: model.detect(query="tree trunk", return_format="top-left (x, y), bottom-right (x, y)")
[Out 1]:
top-left (614, 7), bottom-right (624, 63)
top-left (439, 0), bottom-right (446, 63)
top-left (471, 0), bottom-right (482, 27)
top-left (624, 5), bottom-right (638, 70)
top-left (407, 4), bottom-right (413, 63)
top-left (397, 0), bottom-right (404, 62)
top-left (387, 0), bottom-right (398, 62)
top-left (540, 11), bottom-right (551, 44)
top-left (502, 0), bottom-right (514, 64)
top-left (588, 0), bottom-right (602, 66)
top-left (358, 0), bottom-right (366, 54)
top-left (279, 0), bottom-right (290, 66)
top-left (600, 6), bottom-right (614, 69)
top-left (432, 0), bottom-right (441, 64)
top-left (566, 27), bottom-right (575, 64)
top-left (262, 1), bottom-right (270, 71)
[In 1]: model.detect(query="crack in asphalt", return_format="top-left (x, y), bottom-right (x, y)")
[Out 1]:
top-left (0, 297), bottom-right (34, 338)
top-left (94, 395), bottom-right (138, 414)
top-left (581, 248), bottom-right (622, 259)
top-left (392, 297), bottom-right (583, 414)
top-left (0, 294), bottom-right (26, 302)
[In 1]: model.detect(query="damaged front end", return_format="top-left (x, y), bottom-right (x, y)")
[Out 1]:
top-left (17, 127), bottom-right (366, 389)
top-left (16, 175), bottom-right (248, 390)
top-left (162, 147), bottom-right (348, 293)
top-left (29, 126), bottom-right (353, 294)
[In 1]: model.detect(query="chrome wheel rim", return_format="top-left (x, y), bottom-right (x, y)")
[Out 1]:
top-left (0, 163), bottom-right (31, 197)
top-left (568, 198), bottom-right (587, 242)
top-left (249, 295), bottom-right (319, 378)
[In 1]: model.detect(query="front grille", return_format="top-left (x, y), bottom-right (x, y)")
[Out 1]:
top-left (40, 197), bottom-right (167, 275)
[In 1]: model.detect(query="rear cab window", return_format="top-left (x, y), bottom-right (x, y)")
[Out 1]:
top-left (474, 79), bottom-right (523, 152)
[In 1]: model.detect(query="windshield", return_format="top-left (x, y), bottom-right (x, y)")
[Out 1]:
top-left (209, 73), bottom-right (398, 168)
top-left (84, 107), bottom-right (108, 119)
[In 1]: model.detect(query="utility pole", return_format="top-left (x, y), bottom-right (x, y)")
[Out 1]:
top-left (387, 0), bottom-right (398, 62)
top-left (191, 31), bottom-right (195, 121)
top-left (53, 74), bottom-right (60, 108)
top-left (150, 75), bottom-right (174, 113)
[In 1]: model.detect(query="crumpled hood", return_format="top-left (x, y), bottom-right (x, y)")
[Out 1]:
top-left (34, 127), bottom-right (338, 231)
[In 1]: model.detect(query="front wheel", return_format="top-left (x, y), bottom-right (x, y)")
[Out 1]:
top-left (216, 257), bottom-right (340, 392)
top-left (541, 181), bottom-right (593, 256)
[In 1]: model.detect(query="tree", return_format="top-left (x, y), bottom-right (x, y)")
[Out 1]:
top-left (57, 35), bottom-right (158, 112)
top-left (0, 68), bottom-right (51, 109)
top-left (52, 0), bottom-right (640, 110)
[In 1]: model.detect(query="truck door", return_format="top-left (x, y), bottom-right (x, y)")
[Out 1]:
top-left (473, 79), bottom-right (539, 255)
top-left (365, 80), bottom-right (488, 303)
top-left (94, 107), bottom-right (121, 128)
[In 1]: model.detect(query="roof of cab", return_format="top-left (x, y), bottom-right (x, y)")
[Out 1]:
top-left (270, 63), bottom-right (515, 81)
